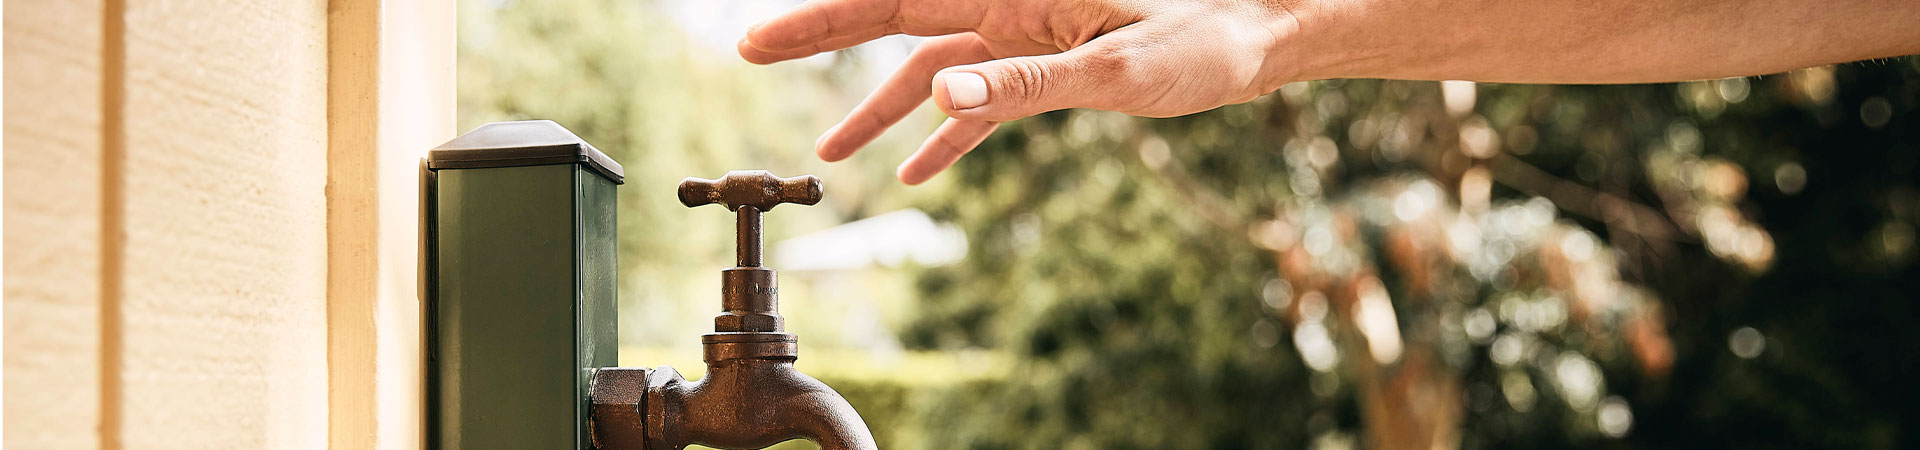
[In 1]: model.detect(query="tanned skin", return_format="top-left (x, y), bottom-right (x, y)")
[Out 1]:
top-left (737, 0), bottom-right (1920, 184)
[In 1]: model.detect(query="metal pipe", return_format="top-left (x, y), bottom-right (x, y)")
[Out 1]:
top-left (737, 205), bottom-right (762, 267)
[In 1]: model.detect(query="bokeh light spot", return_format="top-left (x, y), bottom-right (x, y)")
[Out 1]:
top-left (1464, 308), bottom-right (1497, 344)
top-left (1294, 321), bottom-right (1340, 372)
top-left (1862, 97), bottom-right (1893, 129)
top-left (1774, 162), bottom-right (1807, 195)
top-left (1355, 279), bottom-right (1404, 364)
top-left (1442, 80), bottom-right (1477, 117)
top-left (1598, 396), bottom-right (1634, 438)
top-left (1729, 326), bottom-right (1766, 359)
top-left (1554, 352), bottom-right (1604, 410)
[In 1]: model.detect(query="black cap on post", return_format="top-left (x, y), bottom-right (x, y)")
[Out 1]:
top-left (428, 119), bottom-right (624, 184)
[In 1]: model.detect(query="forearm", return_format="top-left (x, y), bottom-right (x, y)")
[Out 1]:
top-left (1285, 0), bottom-right (1920, 83)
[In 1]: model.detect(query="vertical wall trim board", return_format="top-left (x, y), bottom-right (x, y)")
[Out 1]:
top-left (99, 0), bottom-right (126, 447)
top-left (326, 0), bottom-right (381, 448)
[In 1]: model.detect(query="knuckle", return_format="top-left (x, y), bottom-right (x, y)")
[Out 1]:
top-left (996, 58), bottom-right (1051, 102)
top-left (1087, 46), bottom-right (1159, 111)
top-left (1080, 44), bottom-right (1138, 79)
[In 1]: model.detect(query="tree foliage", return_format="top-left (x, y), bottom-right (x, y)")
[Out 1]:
top-left (904, 62), bottom-right (1920, 449)
top-left (460, 1), bottom-right (1920, 447)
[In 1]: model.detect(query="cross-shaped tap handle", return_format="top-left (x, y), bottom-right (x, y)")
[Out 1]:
top-left (678, 170), bottom-right (822, 268)
top-left (678, 170), bottom-right (823, 212)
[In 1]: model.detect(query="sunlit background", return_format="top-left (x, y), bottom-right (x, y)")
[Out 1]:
top-left (458, 1), bottom-right (1920, 449)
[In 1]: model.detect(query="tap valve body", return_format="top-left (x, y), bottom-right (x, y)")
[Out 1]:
top-left (678, 170), bottom-right (821, 334)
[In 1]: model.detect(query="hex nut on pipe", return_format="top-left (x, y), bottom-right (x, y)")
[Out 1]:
top-left (589, 368), bottom-right (651, 450)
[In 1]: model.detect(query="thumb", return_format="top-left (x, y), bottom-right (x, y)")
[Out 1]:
top-left (932, 45), bottom-right (1131, 122)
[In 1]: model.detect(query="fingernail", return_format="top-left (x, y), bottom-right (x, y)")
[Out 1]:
top-left (943, 72), bottom-right (988, 110)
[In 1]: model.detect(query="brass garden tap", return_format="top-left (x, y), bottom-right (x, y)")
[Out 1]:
top-left (590, 171), bottom-right (877, 450)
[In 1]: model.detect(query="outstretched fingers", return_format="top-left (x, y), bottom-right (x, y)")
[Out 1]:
top-left (749, 0), bottom-right (1149, 184)
top-left (817, 34), bottom-right (995, 161)
top-left (897, 118), bottom-right (999, 185)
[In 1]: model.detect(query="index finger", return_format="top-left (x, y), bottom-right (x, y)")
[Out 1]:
top-left (743, 0), bottom-right (985, 53)
top-left (744, 0), bottom-right (899, 53)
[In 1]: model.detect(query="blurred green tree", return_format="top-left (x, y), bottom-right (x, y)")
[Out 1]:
top-left (460, 1), bottom-right (1920, 448)
top-left (904, 62), bottom-right (1920, 449)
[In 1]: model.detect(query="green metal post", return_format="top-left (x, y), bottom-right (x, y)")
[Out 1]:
top-left (422, 120), bottom-right (623, 450)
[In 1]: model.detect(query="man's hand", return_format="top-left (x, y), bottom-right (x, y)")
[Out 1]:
top-left (742, 0), bottom-right (1920, 185)
top-left (739, 0), bottom-right (1303, 184)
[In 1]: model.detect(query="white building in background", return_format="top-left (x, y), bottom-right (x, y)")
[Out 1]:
top-left (771, 209), bottom-right (968, 354)
top-left (775, 209), bottom-right (968, 271)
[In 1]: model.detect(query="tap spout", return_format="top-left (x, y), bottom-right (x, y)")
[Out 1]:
top-left (646, 358), bottom-right (876, 450)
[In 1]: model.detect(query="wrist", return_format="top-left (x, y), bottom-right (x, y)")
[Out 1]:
top-left (1263, 0), bottom-right (1385, 82)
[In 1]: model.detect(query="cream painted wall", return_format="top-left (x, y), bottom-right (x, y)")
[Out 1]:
top-left (3, 0), bottom-right (451, 447)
